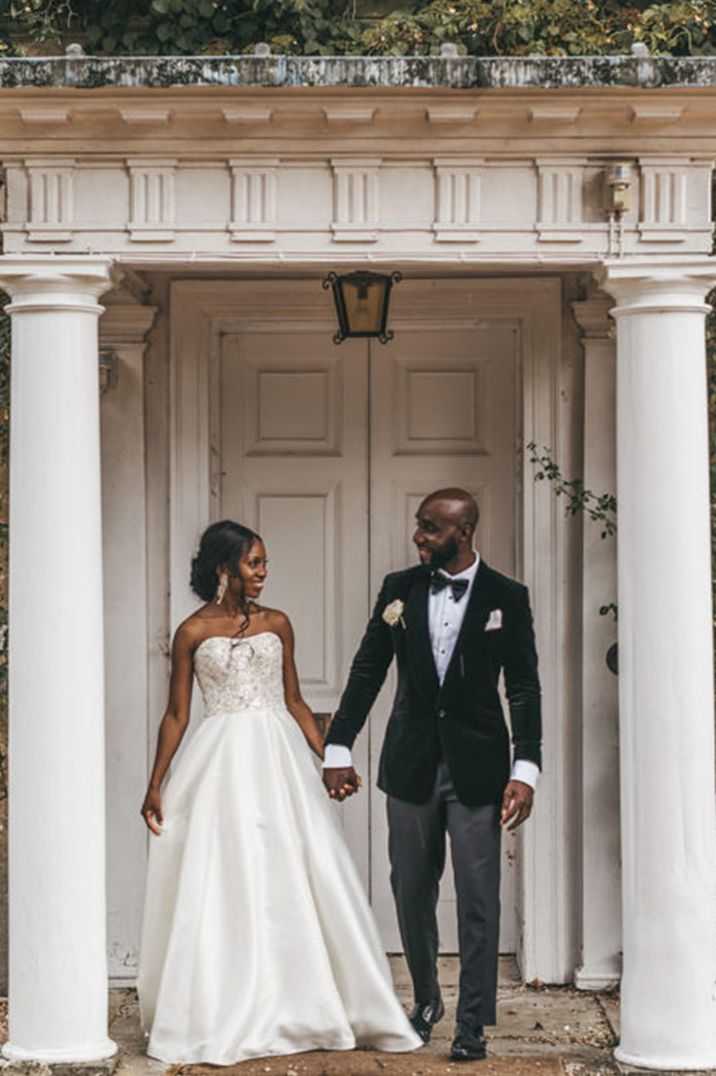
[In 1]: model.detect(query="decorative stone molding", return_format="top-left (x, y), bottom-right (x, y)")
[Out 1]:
top-left (426, 105), bottom-right (479, 124)
top-left (18, 108), bottom-right (70, 126)
top-left (119, 108), bottom-right (172, 126)
top-left (127, 158), bottom-right (176, 242)
top-left (222, 106), bottom-right (272, 124)
top-left (331, 158), bottom-right (380, 242)
top-left (228, 159), bottom-right (278, 242)
top-left (638, 157), bottom-right (688, 242)
top-left (629, 104), bottom-right (684, 123)
top-left (0, 116), bottom-right (713, 259)
top-left (432, 158), bottom-right (482, 242)
top-left (100, 303), bottom-right (158, 347)
top-left (536, 158), bottom-right (587, 242)
top-left (322, 106), bottom-right (375, 125)
top-left (529, 105), bottom-right (581, 124)
top-left (571, 293), bottom-right (614, 340)
top-left (26, 158), bottom-right (75, 242)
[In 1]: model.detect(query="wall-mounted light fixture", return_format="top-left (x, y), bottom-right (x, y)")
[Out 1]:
top-left (323, 270), bottom-right (402, 345)
top-left (99, 348), bottom-right (119, 395)
top-left (605, 161), bottom-right (632, 216)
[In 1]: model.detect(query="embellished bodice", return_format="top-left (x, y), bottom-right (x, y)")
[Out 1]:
top-left (193, 632), bottom-right (286, 717)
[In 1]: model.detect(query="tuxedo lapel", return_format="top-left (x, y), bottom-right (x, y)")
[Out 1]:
top-left (404, 568), bottom-right (440, 698)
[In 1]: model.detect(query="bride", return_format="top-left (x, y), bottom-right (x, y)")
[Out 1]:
top-left (137, 519), bottom-right (420, 1065)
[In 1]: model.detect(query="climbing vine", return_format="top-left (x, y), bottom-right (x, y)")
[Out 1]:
top-left (1, 0), bottom-right (716, 58)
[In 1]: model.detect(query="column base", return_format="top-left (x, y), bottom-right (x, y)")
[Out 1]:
top-left (2, 1038), bottom-right (118, 1064)
top-left (615, 1045), bottom-right (716, 1072)
top-left (574, 964), bottom-right (621, 991)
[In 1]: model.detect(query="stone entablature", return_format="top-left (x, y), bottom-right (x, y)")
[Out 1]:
top-left (1, 142), bottom-right (712, 259)
top-left (1, 61), bottom-right (715, 260)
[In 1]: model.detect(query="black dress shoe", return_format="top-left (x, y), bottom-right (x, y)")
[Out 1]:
top-left (449, 1027), bottom-right (487, 1061)
top-left (408, 998), bottom-right (445, 1043)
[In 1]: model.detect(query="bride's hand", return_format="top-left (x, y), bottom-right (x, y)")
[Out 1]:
top-left (141, 787), bottom-right (164, 835)
top-left (322, 766), bottom-right (362, 801)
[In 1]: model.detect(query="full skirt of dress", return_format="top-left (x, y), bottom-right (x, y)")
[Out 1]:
top-left (137, 697), bottom-right (420, 1064)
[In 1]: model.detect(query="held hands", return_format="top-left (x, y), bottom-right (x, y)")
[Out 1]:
top-left (322, 766), bottom-right (362, 801)
top-left (500, 779), bottom-right (534, 831)
top-left (141, 787), bottom-right (164, 835)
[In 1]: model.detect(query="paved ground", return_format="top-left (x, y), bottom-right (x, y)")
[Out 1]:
top-left (2, 958), bottom-right (710, 1076)
top-left (106, 958), bottom-right (623, 1076)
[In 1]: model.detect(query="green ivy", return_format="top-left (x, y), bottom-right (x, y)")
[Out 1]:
top-left (1, 0), bottom-right (716, 57)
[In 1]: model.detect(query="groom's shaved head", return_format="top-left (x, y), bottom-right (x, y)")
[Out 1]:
top-left (420, 488), bottom-right (479, 534)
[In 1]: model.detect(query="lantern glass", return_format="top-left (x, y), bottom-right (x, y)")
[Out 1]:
top-left (340, 274), bottom-right (388, 336)
top-left (324, 270), bottom-right (401, 344)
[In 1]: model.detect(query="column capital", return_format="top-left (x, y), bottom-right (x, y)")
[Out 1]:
top-left (571, 291), bottom-right (614, 340)
top-left (0, 255), bottom-right (115, 315)
top-left (99, 304), bottom-right (158, 348)
top-left (596, 257), bottom-right (716, 318)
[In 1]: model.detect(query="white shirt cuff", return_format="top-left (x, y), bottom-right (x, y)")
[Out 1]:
top-left (323, 744), bottom-right (353, 769)
top-left (510, 759), bottom-right (540, 790)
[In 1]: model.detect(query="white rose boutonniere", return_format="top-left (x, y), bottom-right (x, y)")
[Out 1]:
top-left (382, 599), bottom-right (406, 629)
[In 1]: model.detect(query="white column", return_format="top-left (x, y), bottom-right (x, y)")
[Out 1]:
top-left (571, 293), bottom-right (621, 991)
top-left (0, 257), bottom-right (116, 1061)
top-left (599, 258), bottom-right (716, 1071)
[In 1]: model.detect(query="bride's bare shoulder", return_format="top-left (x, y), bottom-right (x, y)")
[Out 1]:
top-left (173, 607), bottom-right (216, 648)
top-left (256, 606), bottom-right (292, 638)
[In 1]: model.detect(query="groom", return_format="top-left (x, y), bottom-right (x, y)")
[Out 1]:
top-left (322, 488), bottom-right (541, 1062)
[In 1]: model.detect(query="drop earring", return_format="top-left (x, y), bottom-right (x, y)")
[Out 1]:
top-left (215, 571), bottom-right (229, 606)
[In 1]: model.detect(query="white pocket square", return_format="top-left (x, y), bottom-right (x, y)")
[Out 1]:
top-left (485, 609), bottom-right (503, 631)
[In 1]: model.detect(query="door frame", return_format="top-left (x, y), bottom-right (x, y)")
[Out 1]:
top-left (169, 274), bottom-right (574, 983)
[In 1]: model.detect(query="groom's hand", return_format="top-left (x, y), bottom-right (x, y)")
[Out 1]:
top-left (322, 766), bottom-right (361, 801)
top-left (500, 779), bottom-right (534, 831)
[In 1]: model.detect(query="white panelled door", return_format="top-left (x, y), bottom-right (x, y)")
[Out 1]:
top-left (369, 323), bottom-right (519, 951)
top-left (217, 314), bottom-right (519, 952)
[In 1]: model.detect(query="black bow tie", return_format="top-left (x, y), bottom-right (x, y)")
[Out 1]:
top-left (430, 573), bottom-right (469, 602)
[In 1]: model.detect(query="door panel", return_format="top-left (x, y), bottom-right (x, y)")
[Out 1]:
top-left (369, 324), bottom-right (519, 952)
top-left (218, 329), bottom-right (371, 881)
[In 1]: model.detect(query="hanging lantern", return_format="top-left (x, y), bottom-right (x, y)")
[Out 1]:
top-left (323, 270), bottom-right (402, 344)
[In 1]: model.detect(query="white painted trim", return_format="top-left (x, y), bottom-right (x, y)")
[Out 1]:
top-left (574, 967), bottom-right (621, 991)
top-left (169, 275), bottom-right (571, 982)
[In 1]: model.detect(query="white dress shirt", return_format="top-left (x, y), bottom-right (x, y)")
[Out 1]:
top-left (324, 552), bottom-right (539, 790)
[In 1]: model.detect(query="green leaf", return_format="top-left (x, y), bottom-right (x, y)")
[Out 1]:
top-left (151, 0), bottom-right (170, 12)
top-left (156, 19), bottom-right (173, 39)
top-left (198, 0), bottom-right (215, 15)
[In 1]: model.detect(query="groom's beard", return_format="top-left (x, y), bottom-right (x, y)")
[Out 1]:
top-left (427, 536), bottom-right (459, 571)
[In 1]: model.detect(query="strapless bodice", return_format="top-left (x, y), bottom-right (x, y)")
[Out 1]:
top-left (193, 632), bottom-right (285, 717)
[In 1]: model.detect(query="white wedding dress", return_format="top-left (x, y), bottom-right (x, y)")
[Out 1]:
top-left (137, 631), bottom-right (420, 1065)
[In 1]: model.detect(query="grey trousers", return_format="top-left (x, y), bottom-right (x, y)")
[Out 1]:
top-left (387, 760), bottom-right (501, 1031)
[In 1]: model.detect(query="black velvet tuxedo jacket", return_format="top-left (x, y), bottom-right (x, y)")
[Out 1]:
top-left (325, 560), bottom-right (542, 807)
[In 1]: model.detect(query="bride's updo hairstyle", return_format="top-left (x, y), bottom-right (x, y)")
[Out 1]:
top-left (190, 520), bottom-right (261, 602)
